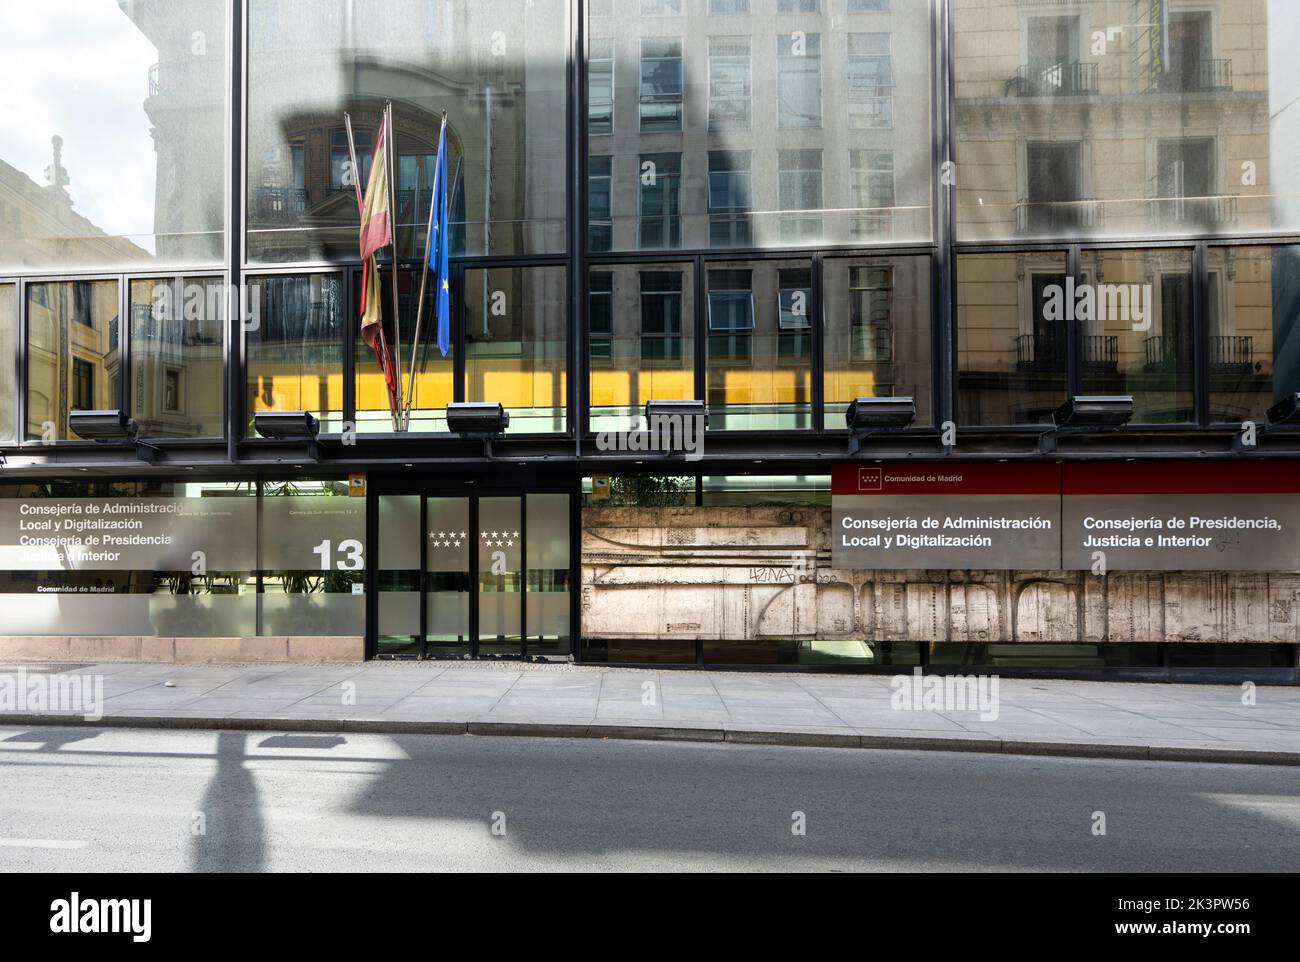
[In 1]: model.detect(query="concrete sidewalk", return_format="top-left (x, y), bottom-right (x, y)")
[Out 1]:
top-left (2, 660), bottom-right (1298, 765)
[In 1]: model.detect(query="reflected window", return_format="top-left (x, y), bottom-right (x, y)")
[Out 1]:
top-left (1079, 248), bottom-right (1195, 423)
top-left (825, 256), bottom-right (931, 429)
top-left (589, 38), bottom-right (615, 135)
top-left (246, 273), bottom-right (345, 432)
top-left (129, 277), bottom-right (225, 439)
top-left (778, 32), bottom-right (822, 128)
top-left (640, 38), bottom-right (684, 132)
top-left (708, 150), bottom-right (753, 247)
top-left (706, 260), bottom-right (813, 431)
top-left (1208, 246), bottom-right (1300, 424)
top-left (26, 280), bottom-right (120, 441)
top-left (709, 36), bottom-right (752, 131)
top-left (639, 153), bottom-right (681, 249)
top-left (588, 264), bottom-right (695, 434)
top-left (589, 155), bottom-right (613, 253)
top-left (957, 252), bottom-right (1068, 426)
top-left (847, 33), bottom-right (893, 129)
top-left (464, 265), bottom-right (567, 434)
top-left (779, 149), bottom-right (823, 242)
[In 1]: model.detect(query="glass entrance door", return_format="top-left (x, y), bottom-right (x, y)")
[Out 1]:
top-left (373, 487), bottom-right (571, 659)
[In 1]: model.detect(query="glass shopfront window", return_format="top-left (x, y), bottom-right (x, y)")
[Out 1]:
top-left (26, 279), bottom-right (121, 441)
top-left (823, 254), bottom-right (931, 429)
top-left (588, 0), bottom-right (932, 251)
top-left (589, 262), bottom-right (695, 434)
top-left (953, 0), bottom-right (1300, 240)
top-left (1207, 245), bottom-right (1300, 424)
top-left (705, 258), bottom-right (813, 430)
top-left (0, 0), bottom-right (227, 272)
top-left (0, 284), bottom-right (14, 443)
top-left (1079, 248), bottom-right (1195, 423)
top-left (464, 265), bottom-right (567, 434)
top-left (0, 481), bottom-right (257, 638)
top-left (247, 0), bottom-right (568, 264)
top-left (259, 479), bottom-right (365, 637)
top-left (352, 268), bottom-right (453, 434)
top-left (246, 272), bottom-right (346, 432)
top-left (957, 252), bottom-right (1068, 426)
top-left (128, 277), bottom-right (225, 439)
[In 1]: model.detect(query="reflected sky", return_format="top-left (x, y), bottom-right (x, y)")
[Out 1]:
top-left (0, 1), bottom-right (158, 252)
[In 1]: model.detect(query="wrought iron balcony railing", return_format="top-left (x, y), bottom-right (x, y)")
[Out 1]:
top-left (1007, 61), bottom-right (1099, 97)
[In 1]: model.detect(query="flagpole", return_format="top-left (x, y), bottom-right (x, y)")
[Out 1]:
top-left (405, 111), bottom-right (447, 431)
top-left (345, 111), bottom-right (399, 431)
top-left (385, 102), bottom-right (405, 430)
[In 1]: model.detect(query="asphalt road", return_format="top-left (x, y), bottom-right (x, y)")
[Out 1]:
top-left (0, 724), bottom-right (1296, 872)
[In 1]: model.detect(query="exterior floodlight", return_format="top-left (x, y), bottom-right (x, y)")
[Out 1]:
top-left (446, 402), bottom-right (510, 435)
top-left (1040, 395), bottom-right (1134, 453)
top-left (69, 409), bottom-right (158, 463)
top-left (846, 396), bottom-right (915, 455)
top-left (1266, 394), bottom-right (1300, 426)
top-left (253, 410), bottom-right (320, 441)
top-left (1052, 395), bottom-right (1134, 429)
top-left (253, 411), bottom-right (320, 461)
top-left (645, 399), bottom-right (709, 426)
top-left (70, 409), bottom-right (138, 442)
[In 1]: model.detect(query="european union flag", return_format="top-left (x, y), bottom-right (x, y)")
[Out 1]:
top-left (430, 119), bottom-right (451, 357)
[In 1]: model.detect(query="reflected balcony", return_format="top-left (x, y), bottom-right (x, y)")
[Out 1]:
top-left (1149, 194), bottom-right (1238, 229)
top-left (1155, 59), bottom-right (1233, 94)
top-left (1015, 333), bottom-right (1065, 373)
top-left (1014, 197), bottom-right (1104, 236)
top-left (1209, 335), bottom-right (1253, 374)
top-left (256, 187), bottom-right (309, 223)
top-left (1006, 61), bottom-right (1098, 97)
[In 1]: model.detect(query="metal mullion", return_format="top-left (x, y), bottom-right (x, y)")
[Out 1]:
top-left (230, 0), bottom-right (245, 461)
top-left (811, 251), bottom-right (825, 434)
top-left (1193, 241), bottom-right (1210, 426)
top-left (520, 492), bottom-right (528, 659)
top-left (419, 493), bottom-right (428, 659)
top-left (694, 253), bottom-right (706, 405)
top-left (1066, 245), bottom-right (1082, 398)
top-left (343, 268), bottom-right (356, 429)
top-left (568, 478), bottom-right (581, 660)
top-left (15, 277), bottom-right (27, 445)
top-left (937, 0), bottom-right (957, 432)
top-left (365, 483), bottom-right (378, 660)
top-left (453, 263), bottom-right (466, 402)
top-left (117, 275), bottom-right (130, 418)
top-left (469, 494), bottom-right (479, 657)
top-left (570, 0), bottom-right (583, 443)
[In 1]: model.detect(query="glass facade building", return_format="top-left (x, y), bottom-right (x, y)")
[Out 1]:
top-left (0, 0), bottom-right (1298, 675)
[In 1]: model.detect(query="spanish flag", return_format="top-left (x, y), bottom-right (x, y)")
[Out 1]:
top-left (358, 115), bottom-right (392, 349)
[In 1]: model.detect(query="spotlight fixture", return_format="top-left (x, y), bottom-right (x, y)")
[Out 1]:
top-left (253, 411), bottom-right (320, 461)
top-left (846, 396), bottom-right (915, 455)
top-left (446, 402), bottom-right (509, 457)
top-left (69, 410), bottom-right (158, 463)
top-left (446, 402), bottom-right (510, 435)
top-left (644, 399), bottom-right (709, 426)
top-left (1052, 395), bottom-right (1134, 429)
top-left (1266, 393), bottom-right (1300, 426)
top-left (1039, 395), bottom-right (1134, 453)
